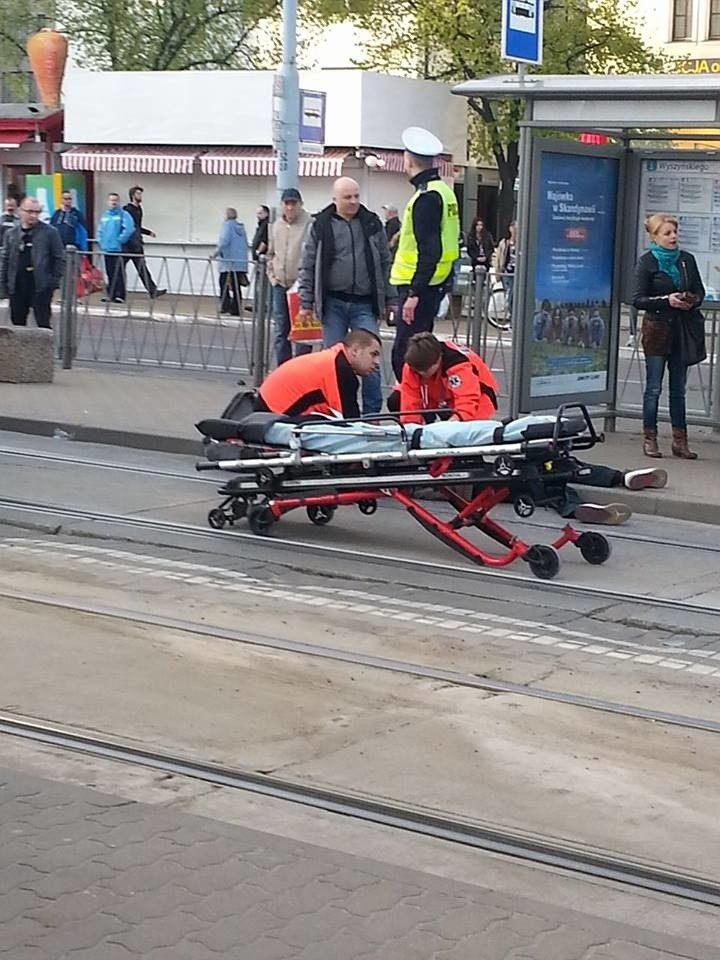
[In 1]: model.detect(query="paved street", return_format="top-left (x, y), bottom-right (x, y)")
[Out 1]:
top-left (3, 768), bottom-right (711, 960)
top-left (0, 371), bottom-right (719, 957)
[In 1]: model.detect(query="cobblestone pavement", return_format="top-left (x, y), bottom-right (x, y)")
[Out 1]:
top-left (0, 767), bottom-right (712, 959)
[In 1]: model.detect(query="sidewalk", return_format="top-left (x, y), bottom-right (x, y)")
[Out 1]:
top-left (1, 767), bottom-right (706, 960)
top-left (1, 363), bottom-right (719, 523)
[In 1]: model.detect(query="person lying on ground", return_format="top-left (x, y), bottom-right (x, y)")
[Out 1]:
top-left (387, 332), bottom-right (666, 525)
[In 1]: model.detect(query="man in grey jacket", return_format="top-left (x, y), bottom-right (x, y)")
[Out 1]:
top-left (0, 197), bottom-right (65, 328)
top-left (297, 177), bottom-right (392, 415)
top-left (267, 187), bottom-right (313, 366)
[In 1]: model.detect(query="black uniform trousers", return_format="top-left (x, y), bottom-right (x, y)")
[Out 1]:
top-left (391, 284), bottom-right (444, 380)
top-left (104, 254), bottom-right (127, 301)
top-left (10, 272), bottom-right (52, 328)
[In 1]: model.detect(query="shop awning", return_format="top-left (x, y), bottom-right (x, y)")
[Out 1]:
top-left (0, 131), bottom-right (33, 149)
top-left (366, 150), bottom-right (456, 179)
top-left (200, 147), bottom-right (350, 177)
top-left (62, 146), bottom-right (199, 174)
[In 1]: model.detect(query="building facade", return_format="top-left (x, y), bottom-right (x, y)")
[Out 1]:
top-left (59, 68), bottom-right (467, 258)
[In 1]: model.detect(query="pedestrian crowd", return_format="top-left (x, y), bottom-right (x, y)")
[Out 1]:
top-left (0, 124), bottom-right (707, 472)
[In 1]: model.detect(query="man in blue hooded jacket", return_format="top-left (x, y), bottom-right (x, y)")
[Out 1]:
top-left (97, 192), bottom-right (135, 302)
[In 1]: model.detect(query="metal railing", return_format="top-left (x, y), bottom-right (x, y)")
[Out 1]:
top-left (59, 246), bottom-right (273, 383)
top-left (446, 271), bottom-right (720, 429)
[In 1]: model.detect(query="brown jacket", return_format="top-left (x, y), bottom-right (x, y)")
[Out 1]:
top-left (266, 209), bottom-right (311, 289)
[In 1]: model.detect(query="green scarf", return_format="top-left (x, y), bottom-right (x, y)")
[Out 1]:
top-left (650, 242), bottom-right (682, 287)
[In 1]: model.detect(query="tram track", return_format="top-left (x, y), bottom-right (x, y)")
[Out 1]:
top-left (0, 444), bottom-right (717, 556)
top-left (1, 710), bottom-right (718, 907)
top-left (3, 587), bottom-right (719, 736)
top-left (0, 494), bottom-right (717, 618)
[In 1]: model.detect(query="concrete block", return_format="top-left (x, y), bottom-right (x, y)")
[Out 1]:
top-left (0, 326), bottom-right (54, 383)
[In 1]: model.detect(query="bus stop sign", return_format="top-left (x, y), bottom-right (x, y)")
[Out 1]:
top-left (501, 0), bottom-right (543, 66)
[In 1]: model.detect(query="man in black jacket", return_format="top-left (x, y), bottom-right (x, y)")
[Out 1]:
top-left (0, 197), bottom-right (18, 248)
top-left (0, 197), bottom-right (65, 328)
top-left (296, 177), bottom-right (392, 415)
top-left (251, 204), bottom-right (270, 261)
top-left (122, 186), bottom-right (166, 298)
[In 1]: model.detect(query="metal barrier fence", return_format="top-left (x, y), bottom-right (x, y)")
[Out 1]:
top-left (447, 270), bottom-right (720, 429)
top-left (59, 246), bottom-right (273, 384)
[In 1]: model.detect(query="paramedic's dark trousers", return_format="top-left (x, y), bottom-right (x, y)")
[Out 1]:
top-left (10, 272), bottom-right (52, 328)
top-left (392, 284), bottom-right (444, 380)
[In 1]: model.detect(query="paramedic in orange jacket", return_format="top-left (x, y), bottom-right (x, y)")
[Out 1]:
top-left (391, 332), bottom-right (499, 423)
top-left (254, 328), bottom-right (382, 419)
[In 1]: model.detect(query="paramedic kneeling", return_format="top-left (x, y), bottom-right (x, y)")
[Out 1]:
top-left (390, 333), bottom-right (667, 525)
top-left (254, 328), bottom-right (382, 419)
top-left (389, 332), bottom-right (498, 423)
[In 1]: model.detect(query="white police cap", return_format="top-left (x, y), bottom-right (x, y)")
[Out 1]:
top-left (401, 126), bottom-right (443, 158)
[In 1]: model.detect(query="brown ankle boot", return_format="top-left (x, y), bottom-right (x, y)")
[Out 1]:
top-left (671, 428), bottom-right (698, 460)
top-left (642, 429), bottom-right (662, 458)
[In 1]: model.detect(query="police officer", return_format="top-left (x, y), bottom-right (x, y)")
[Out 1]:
top-left (390, 126), bottom-right (460, 379)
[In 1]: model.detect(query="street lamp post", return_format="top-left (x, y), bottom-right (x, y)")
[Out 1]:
top-left (274, 0), bottom-right (299, 202)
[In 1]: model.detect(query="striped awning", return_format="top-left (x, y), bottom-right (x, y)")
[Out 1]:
top-left (366, 150), bottom-right (456, 179)
top-left (200, 147), bottom-right (350, 177)
top-left (61, 146), bottom-right (199, 174)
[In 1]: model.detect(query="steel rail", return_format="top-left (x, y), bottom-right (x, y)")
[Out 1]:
top-left (0, 712), bottom-right (718, 906)
top-left (3, 588), bottom-right (719, 735)
top-left (0, 495), bottom-right (716, 616)
top-left (1, 446), bottom-right (718, 555)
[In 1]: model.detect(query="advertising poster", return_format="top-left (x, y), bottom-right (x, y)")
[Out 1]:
top-left (530, 152), bottom-right (619, 399)
top-left (638, 157), bottom-right (720, 300)
top-left (25, 173), bottom-right (87, 223)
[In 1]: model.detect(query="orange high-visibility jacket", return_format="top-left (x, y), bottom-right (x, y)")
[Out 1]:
top-left (256, 343), bottom-right (360, 418)
top-left (399, 341), bottom-right (498, 424)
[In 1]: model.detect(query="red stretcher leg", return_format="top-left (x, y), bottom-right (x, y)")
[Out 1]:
top-left (268, 490), bottom-right (385, 519)
top-left (391, 488), bottom-right (529, 568)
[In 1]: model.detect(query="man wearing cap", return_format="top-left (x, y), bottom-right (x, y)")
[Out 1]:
top-left (390, 126), bottom-right (460, 379)
top-left (267, 188), bottom-right (313, 366)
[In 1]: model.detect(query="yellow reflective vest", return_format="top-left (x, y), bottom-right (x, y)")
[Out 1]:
top-left (390, 177), bottom-right (460, 288)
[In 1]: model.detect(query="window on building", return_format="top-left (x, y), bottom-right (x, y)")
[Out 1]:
top-left (710, 0), bottom-right (720, 38)
top-left (672, 0), bottom-right (693, 39)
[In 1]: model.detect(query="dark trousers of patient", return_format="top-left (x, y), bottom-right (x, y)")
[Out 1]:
top-left (558, 459), bottom-right (623, 517)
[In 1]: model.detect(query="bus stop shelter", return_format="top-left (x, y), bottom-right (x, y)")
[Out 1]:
top-left (452, 74), bottom-right (720, 426)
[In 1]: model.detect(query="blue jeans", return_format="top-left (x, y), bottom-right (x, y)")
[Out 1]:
top-left (643, 353), bottom-right (688, 431)
top-left (272, 283), bottom-right (312, 367)
top-left (322, 297), bottom-right (382, 414)
top-left (503, 275), bottom-right (515, 317)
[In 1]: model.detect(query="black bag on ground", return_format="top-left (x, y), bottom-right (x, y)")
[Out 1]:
top-left (220, 389), bottom-right (258, 421)
top-left (679, 312), bottom-right (707, 366)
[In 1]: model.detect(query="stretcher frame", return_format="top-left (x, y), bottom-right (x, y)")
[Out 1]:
top-left (196, 404), bottom-right (612, 580)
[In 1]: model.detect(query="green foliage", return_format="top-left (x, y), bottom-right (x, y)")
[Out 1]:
top-left (0, 0), bottom-right (54, 101)
top-left (59, 0), bottom-right (282, 71)
top-left (333, 0), bottom-right (667, 227)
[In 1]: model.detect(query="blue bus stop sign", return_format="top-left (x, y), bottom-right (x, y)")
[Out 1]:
top-left (501, 0), bottom-right (543, 65)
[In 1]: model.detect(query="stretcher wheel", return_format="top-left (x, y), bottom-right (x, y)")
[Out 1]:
top-left (495, 455), bottom-right (514, 477)
top-left (255, 467), bottom-right (276, 493)
top-left (207, 508), bottom-right (227, 530)
top-left (513, 495), bottom-right (535, 518)
top-left (248, 505), bottom-right (275, 536)
top-left (577, 531), bottom-right (612, 565)
top-left (307, 504), bottom-right (336, 526)
top-left (358, 499), bottom-right (378, 516)
top-left (526, 544), bottom-right (560, 580)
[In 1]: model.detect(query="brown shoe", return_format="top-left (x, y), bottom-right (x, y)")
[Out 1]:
top-left (642, 429), bottom-right (662, 458)
top-left (671, 428), bottom-right (698, 460)
top-left (574, 502), bottom-right (632, 525)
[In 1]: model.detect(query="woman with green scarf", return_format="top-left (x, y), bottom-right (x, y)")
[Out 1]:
top-left (632, 213), bottom-right (705, 459)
